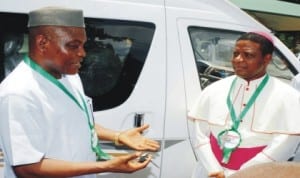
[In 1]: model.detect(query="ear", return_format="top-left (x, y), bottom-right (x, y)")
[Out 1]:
top-left (35, 34), bottom-right (49, 53)
top-left (263, 53), bottom-right (272, 65)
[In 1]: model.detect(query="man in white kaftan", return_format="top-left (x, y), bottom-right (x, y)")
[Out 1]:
top-left (0, 61), bottom-right (96, 178)
top-left (0, 6), bottom-right (159, 178)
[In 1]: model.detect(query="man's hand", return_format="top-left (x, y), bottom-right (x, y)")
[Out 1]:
top-left (13, 152), bottom-right (152, 177)
top-left (118, 124), bottom-right (160, 151)
top-left (209, 171), bottom-right (225, 178)
top-left (101, 152), bottom-right (152, 173)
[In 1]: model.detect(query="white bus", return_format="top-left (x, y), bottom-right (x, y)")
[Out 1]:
top-left (0, 0), bottom-right (299, 177)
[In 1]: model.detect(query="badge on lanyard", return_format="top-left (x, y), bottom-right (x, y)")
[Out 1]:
top-left (217, 129), bottom-right (241, 164)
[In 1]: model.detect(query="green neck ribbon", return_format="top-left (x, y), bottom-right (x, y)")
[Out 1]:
top-left (24, 56), bottom-right (111, 161)
top-left (227, 75), bottom-right (269, 130)
top-left (220, 75), bottom-right (269, 163)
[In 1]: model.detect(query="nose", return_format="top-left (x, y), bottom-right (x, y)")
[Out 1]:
top-left (78, 46), bottom-right (86, 58)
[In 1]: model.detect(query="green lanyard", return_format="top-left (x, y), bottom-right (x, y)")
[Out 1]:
top-left (227, 75), bottom-right (269, 131)
top-left (218, 75), bottom-right (269, 164)
top-left (24, 56), bottom-right (111, 161)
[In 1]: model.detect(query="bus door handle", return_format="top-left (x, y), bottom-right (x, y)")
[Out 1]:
top-left (134, 113), bottom-right (144, 128)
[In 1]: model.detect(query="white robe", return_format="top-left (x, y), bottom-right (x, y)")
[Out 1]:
top-left (0, 61), bottom-right (97, 178)
top-left (188, 75), bottom-right (300, 177)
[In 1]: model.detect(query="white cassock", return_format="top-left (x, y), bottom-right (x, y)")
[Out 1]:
top-left (0, 61), bottom-right (97, 178)
top-left (188, 75), bottom-right (300, 177)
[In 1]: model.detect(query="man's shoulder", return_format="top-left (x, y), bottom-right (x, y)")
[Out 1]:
top-left (0, 62), bottom-right (36, 95)
top-left (199, 75), bottom-right (235, 99)
top-left (268, 76), bottom-right (300, 98)
top-left (204, 75), bottom-right (235, 90)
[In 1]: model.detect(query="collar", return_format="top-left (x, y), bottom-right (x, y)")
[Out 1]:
top-left (235, 74), bottom-right (268, 87)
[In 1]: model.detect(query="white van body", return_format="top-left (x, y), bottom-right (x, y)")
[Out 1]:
top-left (0, 0), bottom-right (299, 177)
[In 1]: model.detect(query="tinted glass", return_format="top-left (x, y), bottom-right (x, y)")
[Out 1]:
top-left (81, 19), bottom-right (155, 110)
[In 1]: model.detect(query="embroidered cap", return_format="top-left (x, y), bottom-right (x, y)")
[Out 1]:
top-left (28, 6), bottom-right (85, 28)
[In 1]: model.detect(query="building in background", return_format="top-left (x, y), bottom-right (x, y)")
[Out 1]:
top-left (230, 0), bottom-right (300, 56)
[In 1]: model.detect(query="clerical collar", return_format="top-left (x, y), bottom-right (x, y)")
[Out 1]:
top-left (236, 74), bottom-right (268, 86)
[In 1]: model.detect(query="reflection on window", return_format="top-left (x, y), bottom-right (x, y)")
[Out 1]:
top-left (267, 50), bottom-right (294, 82)
top-left (79, 18), bottom-right (155, 111)
top-left (188, 27), bottom-right (295, 89)
top-left (2, 33), bottom-right (25, 76)
top-left (0, 12), bottom-right (28, 82)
